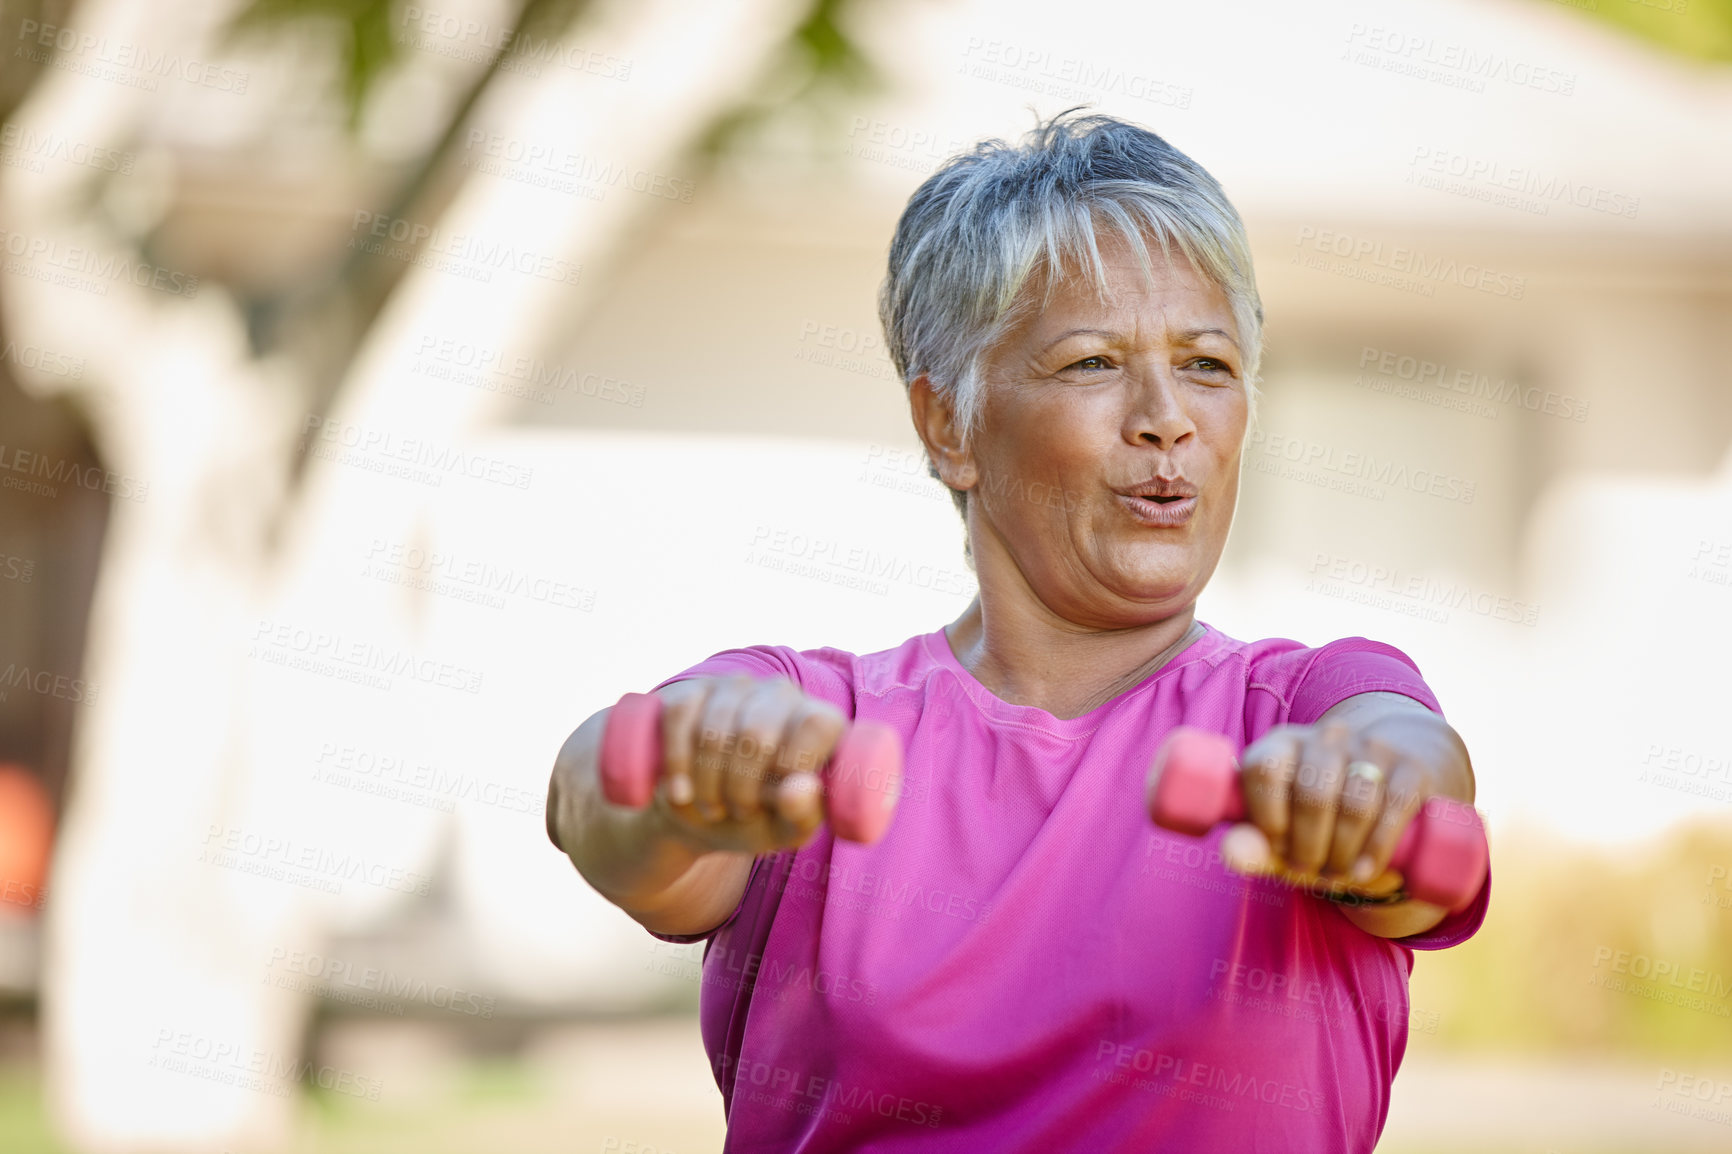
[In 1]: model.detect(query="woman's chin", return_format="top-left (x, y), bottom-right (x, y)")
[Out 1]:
top-left (1093, 569), bottom-right (1198, 616)
top-left (1090, 552), bottom-right (1198, 601)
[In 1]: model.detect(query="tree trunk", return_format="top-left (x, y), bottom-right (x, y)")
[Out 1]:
top-left (0, 0), bottom-right (809, 1148)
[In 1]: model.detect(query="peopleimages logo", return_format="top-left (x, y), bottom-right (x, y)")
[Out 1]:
top-left (200, 823), bottom-right (433, 898)
top-left (959, 37), bottom-right (1194, 110)
top-left (1654, 1068), bottom-right (1732, 1128)
top-left (0, 123), bottom-right (135, 174)
top-left (0, 442), bottom-right (147, 501)
top-left (1092, 1041), bottom-right (1327, 1115)
top-left (264, 947), bottom-right (496, 1018)
top-left (312, 740), bottom-right (545, 816)
top-left (1307, 551), bottom-right (1539, 626)
top-left (1588, 945), bottom-right (1732, 1017)
top-left (16, 19), bottom-right (251, 94)
top-left (149, 1029), bottom-right (380, 1101)
top-left (0, 336), bottom-right (85, 379)
top-left (1292, 226), bottom-right (1525, 299)
top-left (347, 210), bottom-right (583, 286)
top-left (844, 117), bottom-right (966, 175)
top-left (1342, 23), bottom-right (1576, 96)
top-left (411, 334), bottom-right (644, 407)
top-left (1247, 430), bottom-right (1476, 504)
top-left (1, 226), bottom-right (200, 298)
top-left (1356, 345), bottom-right (1588, 423)
top-left (249, 617), bottom-right (485, 695)
top-left (745, 525), bottom-right (974, 597)
top-left (1408, 146), bottom-right (1640, 220)
top-left (0, 663), bottom-right (98, 705)
top-left (462, 130), bottom-right (695, 203)
top-left (646, 940), bottom-right (880, 1005)
top-left (717, 1055), bottom-right (944, 1128)
top-left (362, 538), bottom-right (595, 612)
top-left (399, 6), bottom-right (633, 79)
top-left (300, 415), bottom-right (533, 491)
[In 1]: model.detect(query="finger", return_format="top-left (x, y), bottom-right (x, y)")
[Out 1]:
top-left (1325, 755), bottom-right (1387, 879)
top-left (1353, 762), bottom-right (1428, 885)
top-left (656, 681), bottom-right (709, 809)
top-left (1238, 726), bottom-right (1304, 857)
top-left (769, 771), bottom-right (824, 846)
top-left (772, 698), bottom-right (847, 799)
top-left (692, 675), bottom-right (757, 822)
top-left (724, 680), bottom-right (801, 822)
top-left (1220, 823), bottom-right (1276, 876)
top-left (1286, 722), bottom-right (1350, 877)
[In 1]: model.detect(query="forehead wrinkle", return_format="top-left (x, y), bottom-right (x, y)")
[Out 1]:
top-left (1034, 288), bottom-right (1237, 355)
top-left (1174, 326), bottom-right (1241, 349)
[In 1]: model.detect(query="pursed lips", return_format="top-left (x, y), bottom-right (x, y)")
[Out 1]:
top-left (1113, 477), bottom-right (1199, 525)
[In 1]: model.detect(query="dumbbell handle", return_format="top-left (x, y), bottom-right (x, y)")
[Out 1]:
top-left (597, 691), bottom-right (903, 845)
top-left (1146, 726), bottom-right (1488, 912)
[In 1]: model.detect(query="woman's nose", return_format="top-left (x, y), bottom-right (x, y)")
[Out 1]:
top-left (1125, 371), bottom-right (1196, 449)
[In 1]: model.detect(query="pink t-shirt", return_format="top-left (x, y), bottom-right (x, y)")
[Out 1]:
top-left (647, 622), bottom-right (1490, 1152)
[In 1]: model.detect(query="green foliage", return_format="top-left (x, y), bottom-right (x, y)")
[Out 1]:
top-left (226, 0), bottom-right (402, 129)
top-left (1536, 0), bottom-right (1732, 65)
top-left (220, 0), bottom-right (884, 152)
top-left (223, 0), bottom-right (592, 130)
top-left (1412, 819), bottom-right (1732, 1058)
top-left (698, 0), bottom-right (885, 158)
top-left (790, 0), bottom-right (879, 92)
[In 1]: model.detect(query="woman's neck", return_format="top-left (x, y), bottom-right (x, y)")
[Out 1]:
top-left (943, 594), bottom-right (1203, 720)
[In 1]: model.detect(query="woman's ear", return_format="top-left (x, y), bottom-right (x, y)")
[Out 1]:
top-left (909, 375), bottom-right (978, 493)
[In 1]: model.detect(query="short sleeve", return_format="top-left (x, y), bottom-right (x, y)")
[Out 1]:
top-left (1395, 866), bottom-right (1492, 952)
top-left (649, 643), bottom-right (856, 713)
top-left (1249, 636), bottom-right (1443, 728)
top-left (651, 645), bottom-right (806, 693)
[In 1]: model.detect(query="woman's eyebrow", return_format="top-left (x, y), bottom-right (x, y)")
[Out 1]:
top-left (1040, 327), bottom-right (1119, 352)
top-left (1041, 326), bottom-right (1242, 353)
top-left (1175, 327), bottom-right (1241, 349)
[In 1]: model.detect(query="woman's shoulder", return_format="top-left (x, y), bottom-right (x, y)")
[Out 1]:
top-left (1199, 623), bottom-right (1441, 723)
top-left (1202, 623), bottom-right (1421, 668)
top-left (655, 630), bottom-right (946, 711)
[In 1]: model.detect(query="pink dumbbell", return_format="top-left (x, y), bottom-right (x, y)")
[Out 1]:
top-left (598, 692), bottom-right (905, 844)
top-left (1145, 726), bottom-right (1488, 912)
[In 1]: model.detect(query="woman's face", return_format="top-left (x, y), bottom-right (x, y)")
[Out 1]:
top-left (942, 239), bottom-right (1250, 628)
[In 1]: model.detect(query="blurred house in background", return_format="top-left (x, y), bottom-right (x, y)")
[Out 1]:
top-left (1, 0), bottom-right (1730, 1151)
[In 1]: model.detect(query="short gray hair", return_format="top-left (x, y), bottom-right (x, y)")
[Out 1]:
top-left (878, 109), bottom-right (1263, 517)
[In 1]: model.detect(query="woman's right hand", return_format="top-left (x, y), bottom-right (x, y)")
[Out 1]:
top-left (644, 674), bottom-right (849, 855)
top-left (547, 674), bottom-right (849, 936)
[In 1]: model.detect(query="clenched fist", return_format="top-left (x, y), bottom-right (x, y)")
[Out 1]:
top-left (1224, 691), bottom-right (1476, 910)
top-left (643, 675), bottom-right (852, 855)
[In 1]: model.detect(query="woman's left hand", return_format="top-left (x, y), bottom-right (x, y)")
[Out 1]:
top-left (1226, 692), bottom-right (1476, 905)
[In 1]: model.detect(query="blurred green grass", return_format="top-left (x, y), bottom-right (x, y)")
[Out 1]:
top-left (0, 1067), bottom-right (66, 1154)
top-left (0, 1055), bottom-right (1713, 1154)
top-left (0, 1057), bottom-right (673, 1154)
top-left (1412, 818), bottom-right (1732, 1058)
top-left (0, 1059), bottom-right (1697, 1154)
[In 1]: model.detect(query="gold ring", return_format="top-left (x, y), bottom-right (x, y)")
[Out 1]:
top-left (1345, 760), bottom-right (1385, 788)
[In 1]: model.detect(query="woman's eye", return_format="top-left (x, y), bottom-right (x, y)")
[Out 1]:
top-left (1188, 357), bottom-right (1233, 375)
top-left (1068, 355), bottom-right (1112, 372)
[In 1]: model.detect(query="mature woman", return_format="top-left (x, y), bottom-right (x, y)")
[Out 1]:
top-left (547, 111), bottom-right (1487, 1152)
